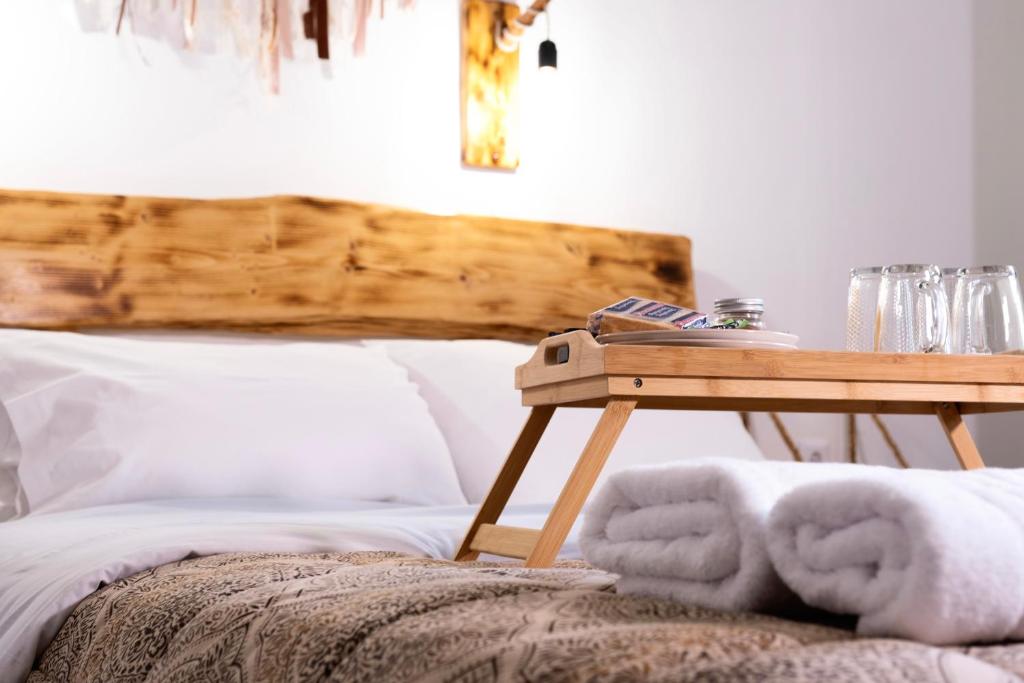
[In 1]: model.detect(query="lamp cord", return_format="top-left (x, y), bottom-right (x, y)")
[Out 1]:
top-left (497, 0), bottom-right (553, 52)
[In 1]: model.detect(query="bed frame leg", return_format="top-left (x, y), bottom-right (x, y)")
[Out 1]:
top-left (935, 402), bottom-right (985, 470)
top-left (455, 406), bottom-right (556, 561)
top-left (525, 399), bottom-right (636, 568)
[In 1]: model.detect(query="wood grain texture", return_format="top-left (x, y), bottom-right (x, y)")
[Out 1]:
top-left (468, 523), bottom-right (541, 559)
top-left (517, 332), bottom-right (1024, 413)
top-left (525, 398), bottom-right (636, 568)
top-left (0, 189), bottom-right (694, 343)
top-left (455, 405), bottom-right (555, 561)
top-left (935, 402), bottom-right (986, 469)
top-left (516, 332), bottom-right (1024, 387)
top-left (461, 0), bottom-right (520, 169)
top-left (603, 345), bottom-right (1024, 386)
top-left (521, 376), bottom-right (611, 406)
top-left (523, 395), bottom-right (1024, 415)
top-left (516, 330), bottom-right (606, 388)
top-left (607, 376), bottom-right (1024, 405)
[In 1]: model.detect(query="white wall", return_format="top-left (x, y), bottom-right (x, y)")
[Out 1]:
top-left (973, 0), bottom-right (1024, 467)
top-left (0, 0), bottom-right (978, 463)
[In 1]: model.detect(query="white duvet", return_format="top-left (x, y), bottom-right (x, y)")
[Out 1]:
top-left (0, 498), bottom-right (576, 683)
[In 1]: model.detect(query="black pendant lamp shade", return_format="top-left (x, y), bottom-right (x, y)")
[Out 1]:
top-left (539, 39), bottom-right (557, 70)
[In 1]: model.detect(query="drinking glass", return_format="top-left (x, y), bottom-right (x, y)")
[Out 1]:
top-left (846, 266), bottom-right (883, 351)
top-left (940, 268), bottom-right (962, 353)
top-left (941, 267), bottom-right (961, 305)
top-left (950, 266), bottom-right (1024, 354)
top-left (876, 264), bottom-right (948, 353)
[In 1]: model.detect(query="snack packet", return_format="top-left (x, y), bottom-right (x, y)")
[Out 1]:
top-left (586, 297), bottom-right (708, 335)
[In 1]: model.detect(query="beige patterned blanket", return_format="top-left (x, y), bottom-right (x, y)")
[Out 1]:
top-left (28, 552), bottom-right (1024, 682)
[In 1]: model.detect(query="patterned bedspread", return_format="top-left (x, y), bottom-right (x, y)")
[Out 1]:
top-left (27, 552), bottom-right (1024, 682)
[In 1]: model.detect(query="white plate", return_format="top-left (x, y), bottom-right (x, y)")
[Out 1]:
top-left (597, 329), bottom-right (799, 348)
top-left (608, 338), bottom-right (797, 350)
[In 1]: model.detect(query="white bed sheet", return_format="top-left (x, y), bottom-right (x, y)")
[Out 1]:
top-left (0, 498), bottom-right (578, 683)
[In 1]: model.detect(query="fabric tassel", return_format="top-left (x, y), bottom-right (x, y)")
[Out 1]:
top-left (182, 0), bottom-right (198, 47)
top-left (351, 0), bottom-right (372, 56)
top-left (260, 0), bottom-right (280, 93)
top-left (73, 0), bottom-right (415, 91)
top-left (277, 0), bottom-right (294, 60)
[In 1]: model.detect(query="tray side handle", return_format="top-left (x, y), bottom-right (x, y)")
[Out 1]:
top-left (515, 330), bottom-right (605, 389)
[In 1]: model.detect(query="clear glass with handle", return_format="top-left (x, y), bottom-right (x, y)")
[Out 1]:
top-left (846, 266), bottom-right (884, 351)
top-left (951, 265), bottom-right (1024, 354)
top-left (876, 264), bottom-right (949, 353)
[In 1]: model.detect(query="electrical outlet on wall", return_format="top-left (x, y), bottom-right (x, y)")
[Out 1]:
top-left (795, 437), bottom-right (830, 463)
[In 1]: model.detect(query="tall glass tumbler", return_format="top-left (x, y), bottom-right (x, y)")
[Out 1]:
top-left (846, 266), bottom-right (884, 351)
top-left (951, 266), bottom-right (1024, 354)
top-left (876, 264), bottom-right (949, 354)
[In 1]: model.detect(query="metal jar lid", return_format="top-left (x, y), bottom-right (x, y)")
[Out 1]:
top-left (714, 297), bottom-right (764, 312)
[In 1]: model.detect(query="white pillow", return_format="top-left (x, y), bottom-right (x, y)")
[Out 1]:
top-left (369, 339), bottom-right (766, 504)
top-left (0, 330), bottom-right (465, 514)
top-left (0, 406), bottom-right (21, 521)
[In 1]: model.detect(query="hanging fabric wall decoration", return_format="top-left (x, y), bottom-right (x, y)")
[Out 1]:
top-left (260, 0), bottom-right (280, 93)
top-left (73, 0), bottom-right (416, 93)
top-left (302, 0), bottom-right (330, 60)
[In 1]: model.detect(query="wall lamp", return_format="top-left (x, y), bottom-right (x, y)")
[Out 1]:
top-left (497, 0), bottom-right (557, 66)
top-left (497, 0), bottom-right (557, 73)
top-left (460, 0), bottom-right (558, 170)
top-left (538, 13), bottom-right (557, 71)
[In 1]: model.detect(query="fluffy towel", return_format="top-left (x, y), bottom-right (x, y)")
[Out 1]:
top-left (580, 459), bottom-right (846, 612)
top-left (767, 465), bottom-right (1024, 645)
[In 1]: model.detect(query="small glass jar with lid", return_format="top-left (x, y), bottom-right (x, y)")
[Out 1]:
top-left (712, 298), bottom-right (766, 330)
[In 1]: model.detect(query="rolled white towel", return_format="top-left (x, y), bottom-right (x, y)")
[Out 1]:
top-left (580, 458), bottom-right (847, 612)
top-left (766, 466), bottom-right (1024, 644)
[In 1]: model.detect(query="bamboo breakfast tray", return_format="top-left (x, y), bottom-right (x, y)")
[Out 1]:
top-left (455, 330), bottom-right (1024, 568)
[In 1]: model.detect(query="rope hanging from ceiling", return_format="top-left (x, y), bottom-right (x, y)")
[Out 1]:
top-left (495, 0), bottom-right (551, 52)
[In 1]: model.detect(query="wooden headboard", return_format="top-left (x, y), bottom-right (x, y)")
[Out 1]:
top-left (0, 189), bottom-right (694, 343)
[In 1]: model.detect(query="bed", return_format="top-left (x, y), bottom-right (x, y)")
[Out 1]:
top-left (3, 188), bottom-right (1024, 682)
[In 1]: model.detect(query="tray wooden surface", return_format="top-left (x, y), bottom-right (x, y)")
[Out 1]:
top-left (515, 331), bottom-right (1024, 415)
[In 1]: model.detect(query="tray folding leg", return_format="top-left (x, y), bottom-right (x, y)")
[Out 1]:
top-left (455, 399), bottom-right (637, 566)
top-left (525, 398), bottom-right (636, 567)
top-left (935, 402), bottom-right (986, 470)
top-left (454, 406), bottom-right (556, 562)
